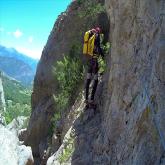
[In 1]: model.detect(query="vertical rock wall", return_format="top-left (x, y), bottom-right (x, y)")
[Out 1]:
top-left (0, 75), bottom-right (6, 125)
top-left (102, 0), bottom-right (165, 164)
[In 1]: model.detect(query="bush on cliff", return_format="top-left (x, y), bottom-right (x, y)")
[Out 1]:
top-left (53, 54), bottom-right (83, 111)
top-left (78, 0), bottom-right (105, 18)
top-left (51, 44), bottom-right (84, 132)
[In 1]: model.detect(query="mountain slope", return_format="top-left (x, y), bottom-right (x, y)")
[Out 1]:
top-left (0, 45), bottom-right (38, 71)
top-left (0, 72), bottom-right (31, 123)
top-left (1, 72), bottom-right (31, 105)
top-left (0, 45), bottom-right (38, 86)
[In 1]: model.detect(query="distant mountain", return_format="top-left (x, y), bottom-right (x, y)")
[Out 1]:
top-left (0, 45), bottom-right (38, 86)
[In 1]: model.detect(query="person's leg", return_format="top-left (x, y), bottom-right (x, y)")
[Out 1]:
top-left (90, 74), bottom-right (98, 101)
top-left (91, 59), bottom-right (99, 101)
top-left (85, 73), bottom-right (91, 101)
top-left (85, 59), bottom-right (92, 102)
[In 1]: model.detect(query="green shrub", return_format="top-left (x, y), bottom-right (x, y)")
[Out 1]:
top-left (53, 55), bottom-right (83, 109)
top-left (50, 45), bottom-right (84, 133)
top-left (58, 137), bottom-right (74, 163)
top-left (78, 1), bottom-right (105, 18)
top-left (4, 103), bottom-right (31, 124)
top-left (77, 0), bottom-right (83, 5)
top-left (48, 108), bottom-right (61, 137)
top-left (98, 34), bottom-right (110, 74)
top-left (103, 42), bottom-right (111, 54)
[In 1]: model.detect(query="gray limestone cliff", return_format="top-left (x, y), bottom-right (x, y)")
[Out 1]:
top-left (0, 72), bottom-right (6, 113)
top-left (101, 0), bottom-right (165, 164)
top-left (0, 72), bottom-right (6, 125)
top-left (25, 0), bottom-right (165, 164)
top-left (0, 117), bottom-right (34, 165)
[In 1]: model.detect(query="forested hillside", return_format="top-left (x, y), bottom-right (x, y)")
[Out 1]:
top-left (0, 72), bottom-right (31, 123)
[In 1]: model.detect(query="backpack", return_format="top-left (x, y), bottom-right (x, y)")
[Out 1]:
top-left (83, 30), bottom-right (96, 56)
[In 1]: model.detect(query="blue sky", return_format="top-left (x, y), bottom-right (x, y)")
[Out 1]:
top-left (0, 0), bottom-right (71, 59)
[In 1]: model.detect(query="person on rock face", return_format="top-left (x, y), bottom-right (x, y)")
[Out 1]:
top-left (84, 27), bottom-right (104, 105)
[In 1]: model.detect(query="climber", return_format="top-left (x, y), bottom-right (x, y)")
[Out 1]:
top-left (83, 27), bottom-right (104, 106)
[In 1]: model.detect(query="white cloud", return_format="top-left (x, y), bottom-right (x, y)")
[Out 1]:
top-left (16, 46), bottom-right (42, 59)
top-left (13, 29), bottom-right (23, 38)
top-left (28, 36), bottom-right (33, 43)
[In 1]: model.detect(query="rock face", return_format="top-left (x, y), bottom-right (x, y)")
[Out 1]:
top-left (25, 0), bottom-right (109, 160)
top-left (0, 73), bottom-right (6, 113)
top-left (49, 0), bottom-right (165, 164)
top-left (0, 124), bottom-right (34, 165)
top-left (18, 145), bottom-right (34, 165)
top-left (71, 0), bottom-right (165, 164)
top-left (25, 0), bottom-right (165, 164)
top-left (101, 0), bottom-right (165, 164)
top-left (46, 97), bottom-right (86, 165)
top-left (7, 116), bottom-right (28, 132)
top-left (0, 73), bottom-right (6, 125)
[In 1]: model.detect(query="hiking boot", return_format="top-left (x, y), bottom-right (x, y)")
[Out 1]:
top-left (84, 99), bottom-right (89, 104)
top-left (88, 100), bottom-right (94, 105)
